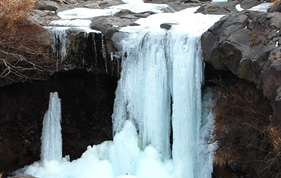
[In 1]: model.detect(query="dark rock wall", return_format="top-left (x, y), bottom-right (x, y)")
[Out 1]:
top-left (201, 10), bottom-right (281, 124)
top-left (0, 22), bottom-right (123, 175)
top-left (51, 29), bottom-right (108, 74)
top-left (0, 70), bottom-right (117, 174)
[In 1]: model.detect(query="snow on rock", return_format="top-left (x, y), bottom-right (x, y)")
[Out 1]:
top-left (236, 4), bottom-right (244, 11)
top-left (249, 2), bottom-right (273, 12)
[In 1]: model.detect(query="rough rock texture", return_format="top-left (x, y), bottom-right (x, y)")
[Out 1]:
top-left (90, 10), bottom-right (149, 55)
top-left (50, 28), bottom-right (109, 74)
top-left (201, 10), bottom-right (281, 123)
top-left (196, 1), bottom-right (239, 15)
top-left (0, 28), bottom-right (116, 88)
top-left (240, 0), bottom-right (261, 9)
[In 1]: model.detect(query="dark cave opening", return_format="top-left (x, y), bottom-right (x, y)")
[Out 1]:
top-left (0, 70), bottom-right (118, 174)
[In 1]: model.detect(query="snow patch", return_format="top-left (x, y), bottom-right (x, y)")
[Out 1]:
top-left (249, 2), bottom-right (273, 12)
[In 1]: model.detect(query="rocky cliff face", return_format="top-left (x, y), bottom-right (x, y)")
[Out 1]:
top-left (201, 10), bottom-right (281, 124)
top-left (49, 28), bottom-right (111, 74)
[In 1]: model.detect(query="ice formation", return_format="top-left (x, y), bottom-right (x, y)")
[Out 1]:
top-left (41, 92), bottom-right (62, 162)
top-left (19, 4), bottom-right (222, 178)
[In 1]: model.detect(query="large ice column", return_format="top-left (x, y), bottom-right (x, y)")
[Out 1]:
top-left (41, 92), bottom-right (62, 161)
top-left (112, 30), bottom-right (172, 160)
top-left (167, 31), bottom-right (203, 178)
top-left (113, 28), bottom-right (205, 177)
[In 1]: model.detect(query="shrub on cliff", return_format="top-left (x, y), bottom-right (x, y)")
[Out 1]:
top-left (0, 0), bottom-right (54, 86)
top-left (212, 79), bottom-right (281, 178)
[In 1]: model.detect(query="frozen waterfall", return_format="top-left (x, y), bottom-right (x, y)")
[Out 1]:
top-left (41, 92), bottom-right (62, 162)
top-left (20, 6), bottom-right (221, 178)
top-left (113, 7), bottom-right (221, 177)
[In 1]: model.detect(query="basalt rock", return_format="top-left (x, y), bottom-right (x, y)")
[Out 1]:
top-left (90, 10), bottom-right (140, 54)
top-left (49, 28), bottom-right (109, 74)
top-left (201, 10), bottom-right (281, 123)
top-left (196, 1), bottom-right (239, 15)
top-left (240, 0), bottom-right (261, 9)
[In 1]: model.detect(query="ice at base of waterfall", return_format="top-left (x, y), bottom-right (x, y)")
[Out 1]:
top-left (17, 4), bottom-right (221, 178)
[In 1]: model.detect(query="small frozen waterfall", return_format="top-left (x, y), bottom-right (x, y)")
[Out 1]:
top-left (41, 92), bottom-right (62, 162)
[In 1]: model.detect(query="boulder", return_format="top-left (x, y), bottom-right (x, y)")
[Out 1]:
top-left (35, 0), bottom-right (60, 11)
top-left (196, 1), bottom-right (239, 15)
top-left (90, 11), bottom-right (139, 56)
top-left (240, 0), bottom-right (261, 9)
top-left (201, 10), bottom-right (281, 123)
top-left (160, 23), bottom-right (174, 30)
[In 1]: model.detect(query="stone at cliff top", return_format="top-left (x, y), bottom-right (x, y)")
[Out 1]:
top-left (33, 0), bottom-right (125, 25)
top-left (240, 0), bottom-right (262, 9)
top-left (196, 1), bottom-right (239, 15)
top-left (90, 11), bottom-right (141, 55)
top-left (201, 10), bottom-right (281, 123)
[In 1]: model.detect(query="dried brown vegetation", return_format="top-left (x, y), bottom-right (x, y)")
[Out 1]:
top-left (273, 0), bottom-right (281, 8)
top-left (212, 79), bottom-right (281, 177)
top-left (0, 0), bottom-right (55, 86)
top-left (249, 32), bottom-right (260, 46)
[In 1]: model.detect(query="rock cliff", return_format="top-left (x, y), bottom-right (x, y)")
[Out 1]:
top-left (201, 10), bottom-right (281, 124)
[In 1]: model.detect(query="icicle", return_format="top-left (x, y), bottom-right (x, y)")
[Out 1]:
top-left (169, 33), bottom-right (202, 178)
top-left (101, 35), bottom-right (108, 74)
top-left (47, 27), bottom-right (70, 71)
top-left (41, 92), bottom-right (62, 162)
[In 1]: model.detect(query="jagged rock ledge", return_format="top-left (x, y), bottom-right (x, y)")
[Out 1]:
top-left (47, 27), bottom-right (116, 75)
top-left (201, 10), bottom-right (281, 124)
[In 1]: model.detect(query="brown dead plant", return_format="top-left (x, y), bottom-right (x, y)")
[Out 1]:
top-left (273, 0), bottom-right (281, 8)
top-left (0, 0), bottom-right (55, 86)
top-left (212, 79), bottom-right (281, 177)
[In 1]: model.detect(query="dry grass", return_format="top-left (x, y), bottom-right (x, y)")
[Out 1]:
top-left (0, 0), bottom-right (55, 85)
top-left (273, 0), bottom-right (281, 8)
top-left (0, 0), bottom-right (43, 56)
top-left (0, 0), bottom-right (35, 28)
top-left (212, 79), bottom-right (281, 177)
